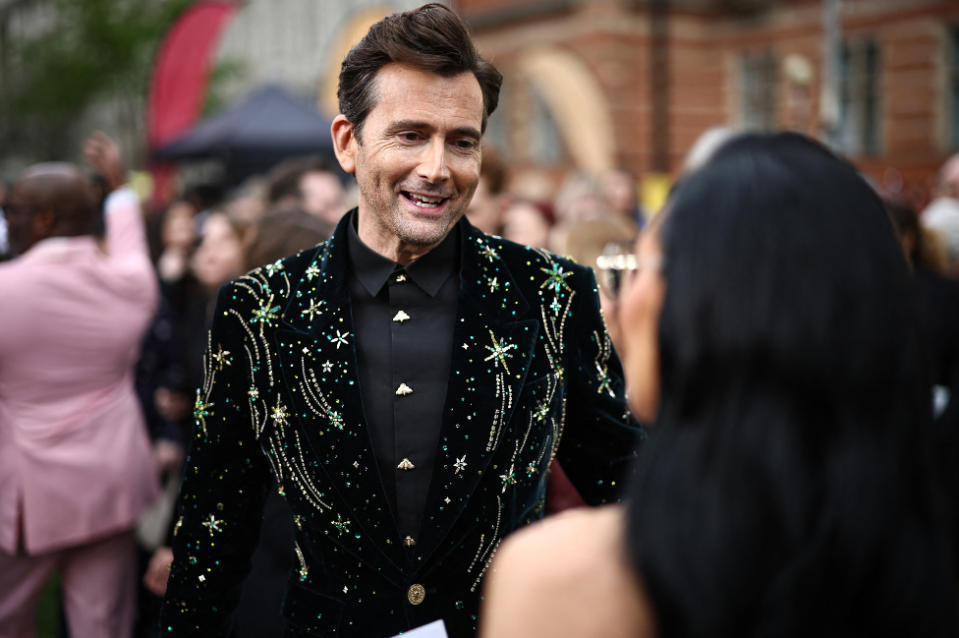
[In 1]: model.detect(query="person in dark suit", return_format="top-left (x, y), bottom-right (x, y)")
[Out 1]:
top-left (159, 4), bottom-right (641, 636)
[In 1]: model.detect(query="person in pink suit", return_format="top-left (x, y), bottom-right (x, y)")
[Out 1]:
top-left (0, 133), bottom-right (159, 638)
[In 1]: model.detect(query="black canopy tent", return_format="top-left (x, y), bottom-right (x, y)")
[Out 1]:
top-left (152, 83), bottom-right (340, 184)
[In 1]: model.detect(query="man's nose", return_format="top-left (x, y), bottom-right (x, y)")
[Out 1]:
top-left (416, 138), bottom-right (450, 183)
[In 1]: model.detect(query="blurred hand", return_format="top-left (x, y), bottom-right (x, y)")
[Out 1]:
top-left (155, 386), bottom-right (191, 422)
top-left (83, 131), bottom-right (126, 192)
top-left (154, 439), bottom-right (185, 476)
top-left (143, 546), bottom-right (174, 597)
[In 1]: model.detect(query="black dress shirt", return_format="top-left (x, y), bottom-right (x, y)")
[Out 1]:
top-left (345, 211), bottom-right (459, 545)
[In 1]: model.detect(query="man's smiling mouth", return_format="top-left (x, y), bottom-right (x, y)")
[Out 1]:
top-left (402, 191), bottom-right (449, 208)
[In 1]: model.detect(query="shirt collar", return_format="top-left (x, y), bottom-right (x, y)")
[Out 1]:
top-left (346, 209), bottom-right (459, 298)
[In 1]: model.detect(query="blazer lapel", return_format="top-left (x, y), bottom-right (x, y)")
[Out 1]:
top-left (272, 219), bottom-right (404, 570)
top-left (415, 224), bottom-right (539, 564)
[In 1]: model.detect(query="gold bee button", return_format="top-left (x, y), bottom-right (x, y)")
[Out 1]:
top-left (407, 583), bottom-right (426, 605)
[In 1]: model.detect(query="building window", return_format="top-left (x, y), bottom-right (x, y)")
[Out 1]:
top-left (838, 37), bottom-right (881, 156)
top-left (739, 50), bottom-right (778, 130)
top-left (949, 25), bottom-right (959, 150)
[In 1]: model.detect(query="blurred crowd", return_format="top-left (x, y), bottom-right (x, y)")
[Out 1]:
top-left (2, 125), bottom-right (959, 636)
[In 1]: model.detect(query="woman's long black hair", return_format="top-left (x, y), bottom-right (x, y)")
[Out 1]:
top-left (626, 132), bottom-right (957, 637)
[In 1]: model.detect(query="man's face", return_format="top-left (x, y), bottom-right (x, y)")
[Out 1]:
top-left (332, 63), bottom-right (484, 263)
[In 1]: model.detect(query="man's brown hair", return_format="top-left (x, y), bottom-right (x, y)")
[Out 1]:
top-left (337, 3), bottom-right (502, 138)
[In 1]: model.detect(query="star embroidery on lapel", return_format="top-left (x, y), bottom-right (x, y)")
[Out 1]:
top-left (193, 390), bottom-right (214, 437)
top-left (331, 330), bottom-right (350, 349)
top-left (444, 496), bottom-right (451, 504)
top-left (305, 263), bottom-right (321, 281)
top-left (499, 464), bottom-right (517, 493)
top-left (264, 259), bottom-right (285, 277)
top-left (484, 329), bottom-right (518, 374)
top-left (454, 455), bottom-right (467, 474)
top-left (595, 361), bottom-right (614, 397)
top-left (301, 298), bottom-right (324, 321)
top-left (526, 462), bottom-right (538, 477)
top-left (248, 387), bottom-right (260, 400)
top-left (201, 514), bottom-right (223, 535)
top-left (322, 360), bottom-right (334, 373)
top-left (250, 295), bottom-right (280, 335)
top-left (487, 276), bottom-right (500, 292)
top-left (539, 263), bottom-right (573, 294)
top-left (461, 343), bottom-right (469, 350)
top-left (271, 398), bottom-right (290, 426)
top-left (479, 244), bottom-right (500, 262)
top-left (331, 513), bottom-right (351, 536)
top-left (211, 345), bottom-right (231, 370)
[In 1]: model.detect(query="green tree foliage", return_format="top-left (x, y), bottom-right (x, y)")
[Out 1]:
top-left (0, 0), bottom-right (193, 165)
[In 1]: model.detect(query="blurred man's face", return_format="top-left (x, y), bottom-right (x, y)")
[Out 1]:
top-left (332, 63), bottom-right (484, 264)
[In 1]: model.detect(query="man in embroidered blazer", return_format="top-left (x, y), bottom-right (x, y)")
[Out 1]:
top-left (160, 4), bottom-right (641, 637)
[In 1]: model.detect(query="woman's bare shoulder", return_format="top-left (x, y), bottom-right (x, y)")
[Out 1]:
top-left (480, 505), bottom-right (655, 638)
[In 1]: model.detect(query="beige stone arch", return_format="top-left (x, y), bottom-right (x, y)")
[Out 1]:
top-left (516, 46), bottom-right (615, 174)
top-left (318, 7), bottom-right (392, 116)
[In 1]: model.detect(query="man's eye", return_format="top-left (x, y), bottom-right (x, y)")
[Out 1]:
top-left (399, 132), bottom-right (421, 142)
top-left (453, 139), bottom-right (477, 150)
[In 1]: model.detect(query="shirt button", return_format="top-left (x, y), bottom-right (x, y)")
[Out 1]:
top-left (407, 583), bottom-right (426, 605)
top-left (395, 383), bottom-right (413, 396)
top-left (403, 535), bottom-right (416, 548)
top-left (397, 458), bottom-right (415, 471)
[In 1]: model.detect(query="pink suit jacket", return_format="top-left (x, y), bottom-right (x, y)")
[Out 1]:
top-left (0, 188), bottom-right (160, 555)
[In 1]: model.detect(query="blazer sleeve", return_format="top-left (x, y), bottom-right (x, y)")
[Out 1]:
top-left (556, 264), bottom-right (644, 505)
top-left (159, 282), bottom-right (271, 636)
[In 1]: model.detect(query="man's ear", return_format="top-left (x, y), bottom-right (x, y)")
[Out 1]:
top-left (32, 209), bottom-right (56, 240)
top-left (331, 115), bottom-right (357, 175)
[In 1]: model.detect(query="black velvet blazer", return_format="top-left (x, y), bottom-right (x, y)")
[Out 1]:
top-left (160, 214), bottom-right (642, 637)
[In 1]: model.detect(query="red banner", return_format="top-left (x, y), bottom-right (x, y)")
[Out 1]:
top-left (146, 0), bottom-right (237, 210)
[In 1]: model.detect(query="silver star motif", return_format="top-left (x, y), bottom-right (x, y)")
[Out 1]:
top-left (484, 330), bottom-right (518, 374)
top-left (331, 330), bottom-right (350, 349)
top-left (444, 496), bottom-right (451, 504)
top-left (353, 460), bottom-right (360, 468)
top-left (595, 361), bottom-right (614, 397)
top-left (540, 263), bottom-right (573, 294)
top-left (499, 463), bottom-right (517, 493)
top-left (301, 299), bottom-right (324, 321)
top-left (305, 264), bottom-right (320, 280)
top-left (248, 387), bottom-right (259, 400)
top-left (271, 400), bottom-right (289, 426)
top-left (550, 297), bottom-right (562, 314)
top-left (322, 360), bottom-right (334, 373)
top-left (264, 259), bottom-right (285, 277)
top-left (201, 514), bottom-right (223, 535)
top-left (332, 514), bottom-right (350, 536)
top-left (461, 342), bottom-right (469, 350)
top-left (454, 455), bottom-right (467, 474)
top-left (211, 345), bottom-right (231, 370)
top-left (250, 295), bottom-right (280, 335)
top-left (479, 244), bottom-right (500, 262)
top-left (488, 276), bottom-right (499, 292)
top-left (328, 409), bottom-right (345, 430)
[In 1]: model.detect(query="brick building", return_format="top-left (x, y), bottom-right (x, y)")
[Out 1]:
top-left (458, 0), bottom-right (959, 206)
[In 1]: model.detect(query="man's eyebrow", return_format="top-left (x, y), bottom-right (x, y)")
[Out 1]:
top-left (386, 120), bottom-right (481, 140)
